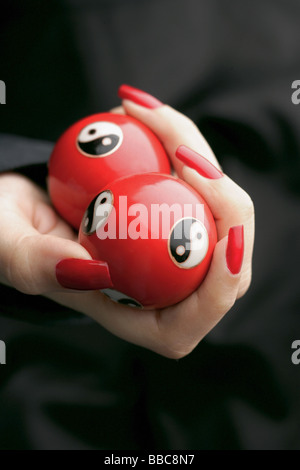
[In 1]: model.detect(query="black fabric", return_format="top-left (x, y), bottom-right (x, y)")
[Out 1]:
top-left (0, 135), bottom-right (53, 173)
top-left (0, 0), bottom-right (300, 450)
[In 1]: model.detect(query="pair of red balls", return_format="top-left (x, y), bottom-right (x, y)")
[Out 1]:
top-left (48, 112), bottom-right (217, 309)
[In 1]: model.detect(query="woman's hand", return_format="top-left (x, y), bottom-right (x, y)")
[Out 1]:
top-left (0, 173), bottom-right (104, 293)
top-left (117, 85), bottom-right (254, 299)
top-left (0, 86), bottom-right (254, 359)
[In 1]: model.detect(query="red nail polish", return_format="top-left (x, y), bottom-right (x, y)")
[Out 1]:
top-left (118, 84), bottom-right (163, 109)
top-left (175, 145), bottom-right (223, 179)
top-left (56, 259), bottom-right (113, 290)
top-left (226, 226), bottom-right (244, 275)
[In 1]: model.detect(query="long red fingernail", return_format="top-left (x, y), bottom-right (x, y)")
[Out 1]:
top-left (175, 145), bottom-right (223, 179)
top-left (56, 259), bottom-right (113, 290)
top-left (226, 226), bottom-right (244, 275)
top-left (118, 84), bottom-right (163, 109)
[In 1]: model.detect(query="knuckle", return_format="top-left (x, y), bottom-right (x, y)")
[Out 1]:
top-left (221, 180), bottom-right (255, 221)
top-left (239, 190), bottom-right (255, 218)
top-left (162, 107), bottom-right (199, 140)
top-left (179, 119), bottom-right (200, 140)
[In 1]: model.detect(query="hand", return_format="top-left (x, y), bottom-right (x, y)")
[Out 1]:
top-left (0, 172), bottom-right (102, 293)
top-left (0, 86), bottom-right (254, 359)
top-left (117, 85), bottom-right (254, 299)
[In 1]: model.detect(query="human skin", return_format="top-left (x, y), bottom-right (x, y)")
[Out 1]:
top-left (0, 87), bottom-right (254, 358)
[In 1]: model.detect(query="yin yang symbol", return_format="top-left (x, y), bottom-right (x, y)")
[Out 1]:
top-left (77, 121), bottom-right (123, 157)
top-left (168, 218), bottom-right (209, 269)
top-left (82, 190), bottom-right (114, 235)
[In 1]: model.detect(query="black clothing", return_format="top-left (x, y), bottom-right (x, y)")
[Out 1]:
top-left (0, 0), bottom-right (300, 450)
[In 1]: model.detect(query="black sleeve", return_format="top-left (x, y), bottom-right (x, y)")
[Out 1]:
top-left (0, 133), bottom-right (53, 188)
top-left (0, 133), bottom-right (53, 171)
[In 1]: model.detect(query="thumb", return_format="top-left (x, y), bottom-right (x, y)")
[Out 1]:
top-left (5, 233), bottom-right (112, 295)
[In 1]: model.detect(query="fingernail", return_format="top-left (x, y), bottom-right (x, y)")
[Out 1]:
top-left (118, 84), bottom-right (163, 109)
top-left (56, 259), bottom-right (113, 290)
top-left (176, 145), bottom-right (223, 179)
top-left (226, 226), bottom-right (244, 275)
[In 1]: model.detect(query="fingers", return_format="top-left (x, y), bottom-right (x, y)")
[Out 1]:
top-left (59, 90), bottom-right (251, 358)
top-left (0, 221), bottom-right (77, 295)
top-left (176, 146), bottom-right (254, 298)
top-left (154, 228), bottom-right (244, 358)
top-left (118, 84), bottom-right (221, 172)
top-left (0, 173), bottom-right (112, 295)
top-left (118, 86), bottom-right (255, 298)
top-left (0, 92), bottom-right (254, 360)
top-left (175, 145), bottom-right (254, 232)
top-left (3, 227), bottom-right (112, 295)
top-left (65, 226), bottom-right (244, 359)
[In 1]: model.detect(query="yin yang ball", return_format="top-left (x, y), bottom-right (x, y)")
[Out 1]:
top-left (78, 173), bottom-right (217, 309)
top-left (48, 113), bottom-right (171, 229)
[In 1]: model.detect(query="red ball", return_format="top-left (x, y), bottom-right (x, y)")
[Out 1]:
top-left (78, 173), bottom-right (217, 309)
top-left (48, 113), bottom-right (171, 228)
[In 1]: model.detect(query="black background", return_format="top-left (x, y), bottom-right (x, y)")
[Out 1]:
top-left (0, 0), bottom-right (300, 450)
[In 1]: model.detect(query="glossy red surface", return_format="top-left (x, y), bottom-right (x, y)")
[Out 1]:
top-left (78, 173), bottom-right (217, 309)
top-left (48, 113), bottom-right (171, 228)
